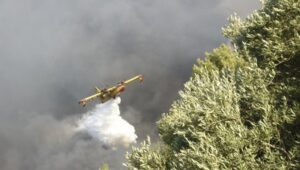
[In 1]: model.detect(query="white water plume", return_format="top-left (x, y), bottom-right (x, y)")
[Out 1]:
top-left (77, 97), bottom-right (137, 148)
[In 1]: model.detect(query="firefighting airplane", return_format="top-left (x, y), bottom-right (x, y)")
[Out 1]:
top-left (79, 75), bottom-right (143, 107)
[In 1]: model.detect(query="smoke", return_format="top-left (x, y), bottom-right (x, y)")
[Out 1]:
top-left (0, 102), bottom-right (133, 170)
top-left (0, 0), bottom-right (260, 169)
top-left (77, 97), bottom-right (137, 148)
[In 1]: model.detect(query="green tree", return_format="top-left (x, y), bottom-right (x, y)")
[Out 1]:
top-left (125, 0), bottom-right (300, 169)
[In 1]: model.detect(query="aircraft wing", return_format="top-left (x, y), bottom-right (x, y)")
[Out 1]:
top-left (123, 75), bottom-right (143, 85)
top-left (79, 90), bottom-right (102, 106)
top-left (104, 75), bottom-right (143, 92)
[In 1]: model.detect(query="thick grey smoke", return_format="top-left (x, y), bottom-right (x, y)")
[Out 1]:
top-left (0, 0), bottom-right (260, 169)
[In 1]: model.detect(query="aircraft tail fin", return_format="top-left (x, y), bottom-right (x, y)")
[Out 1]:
top-left (95, 86), bottom-right (101, 93)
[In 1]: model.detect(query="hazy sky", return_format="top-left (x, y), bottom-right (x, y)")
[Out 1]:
top-left (0, 0), bottom-right (260, 169)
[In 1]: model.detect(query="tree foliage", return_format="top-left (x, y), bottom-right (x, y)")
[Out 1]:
top-left (125, 0), bottom-right (300, 169)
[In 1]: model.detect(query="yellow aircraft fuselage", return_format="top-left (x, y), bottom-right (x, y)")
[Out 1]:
top-left (79, 75), bottom-right (143, 106)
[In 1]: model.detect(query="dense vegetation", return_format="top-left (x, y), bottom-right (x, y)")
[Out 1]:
top-left (125, 0), bottom-right (300, 169)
